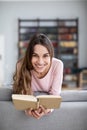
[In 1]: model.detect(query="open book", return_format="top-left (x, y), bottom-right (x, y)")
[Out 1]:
top-left (12, 94), bottom-right (62, 110)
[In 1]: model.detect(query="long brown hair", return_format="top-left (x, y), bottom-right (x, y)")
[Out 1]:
top-left (13, 33), bottom-right (54, 94)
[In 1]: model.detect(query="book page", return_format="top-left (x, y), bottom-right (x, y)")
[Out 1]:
top-left (12, 94), bottom-right (37, 102)
top-left (36, 95), bottom-right (61, 99)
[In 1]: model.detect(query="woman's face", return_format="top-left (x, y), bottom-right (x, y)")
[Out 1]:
top-left (31, 44), bottom-right (51, 74)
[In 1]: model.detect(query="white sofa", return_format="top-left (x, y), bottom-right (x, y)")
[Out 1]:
top-left (0, 87), bottom-right (87, 130)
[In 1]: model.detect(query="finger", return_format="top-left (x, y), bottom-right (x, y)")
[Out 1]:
top-left (34, 110), bottom-right (42, 116)
top-left (39, 105), bottom-right (51, 114)
top-left (39, 105), bottom-right (46, 113)
top-left (31, 110), bottom-right (41, 119)
top-left (25, 109), bottom-right (33, 116)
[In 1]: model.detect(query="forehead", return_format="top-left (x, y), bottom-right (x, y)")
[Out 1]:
top-left (33, 44), bottom-right (49, 53)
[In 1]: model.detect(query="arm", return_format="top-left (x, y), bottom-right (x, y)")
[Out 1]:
top-left (49, 60), bottom-right (64, 95)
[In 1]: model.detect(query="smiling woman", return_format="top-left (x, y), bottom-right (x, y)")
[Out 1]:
top-left (13, 33), bottom-right (63, 119)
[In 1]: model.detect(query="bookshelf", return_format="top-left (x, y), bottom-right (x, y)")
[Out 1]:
top-left (57, 19), bottom-right (78, 87)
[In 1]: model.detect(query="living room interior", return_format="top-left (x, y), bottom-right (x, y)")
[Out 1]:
top-left (0, 1), bottom-right (87, 130)
top-left (0, 0), bottom-right (87, 90)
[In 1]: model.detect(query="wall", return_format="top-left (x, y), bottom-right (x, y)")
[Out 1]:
top-left (0, 1), bottom-right (87, 85)
top-left (0, 35), bottom-right (5, 87)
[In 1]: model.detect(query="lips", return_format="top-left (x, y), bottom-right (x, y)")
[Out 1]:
top-left (35, 65), bottom-right (45, 70)
top-left (36, 65), bottom-right (45, 68)
top-left (35, 63), bottom-right (46, 68)
top-left (34, 64), bottom-right (46, 72)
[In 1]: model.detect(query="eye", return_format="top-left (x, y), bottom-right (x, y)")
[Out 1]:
top-left (43, 54), bottom-right (50, 58)
top-left (32, 54), bottom-right (38, 57)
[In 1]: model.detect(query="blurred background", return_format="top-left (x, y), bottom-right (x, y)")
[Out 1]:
top-left (0, 0), bottom-right (87, 89)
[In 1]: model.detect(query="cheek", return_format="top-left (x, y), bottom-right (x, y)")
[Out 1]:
top-left (31, 58), bottom-right (34, 65)
top-left (46, 58), bottom-right (51, 64)
top-left (31, 57), bottom-right (37, 64)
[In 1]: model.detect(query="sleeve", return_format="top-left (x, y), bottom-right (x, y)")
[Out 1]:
top-left (49, 60), bottom-right (64, 95)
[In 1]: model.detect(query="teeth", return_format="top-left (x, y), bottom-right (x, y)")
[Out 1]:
top-left (37, 66), bottom-right (44, 68)
top-left (36, 65), bottom-right (44, 68)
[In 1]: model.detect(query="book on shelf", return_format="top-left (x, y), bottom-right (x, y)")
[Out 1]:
top-left (12, 94), bottom-right (62, 110)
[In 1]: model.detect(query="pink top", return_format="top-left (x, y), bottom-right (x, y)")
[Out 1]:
top-left (31, 58), bottom-right (63, 95)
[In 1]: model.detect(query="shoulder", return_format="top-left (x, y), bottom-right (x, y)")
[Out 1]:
top-left (50, 58), bottom-right (63, 73)
top-left (52, 57), bottom-right (63, 67)
top-left (50, 58), bottom-right (63, 75)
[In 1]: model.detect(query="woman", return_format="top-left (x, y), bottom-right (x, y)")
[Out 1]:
top-left (13, 33), bottom-right (63, 119)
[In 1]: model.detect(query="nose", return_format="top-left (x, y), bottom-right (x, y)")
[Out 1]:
top-left (38, 57), bottom-right (44, 65)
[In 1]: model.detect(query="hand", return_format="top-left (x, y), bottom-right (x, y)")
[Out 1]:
top-left (39, 105), bottom-right (51, 115)
top-left (25, 106), bottom-right (51, 119)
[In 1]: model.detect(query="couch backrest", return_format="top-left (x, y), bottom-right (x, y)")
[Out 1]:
top-left (0, 87), bottom-right (87, 102)
top-left (61, 90), bottom-right (87, 102)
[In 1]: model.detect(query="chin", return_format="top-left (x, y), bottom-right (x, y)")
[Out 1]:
top-left (36, 70), bottom-right (45, 73)
top-left (36, 68), bottom-right (45, 73)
